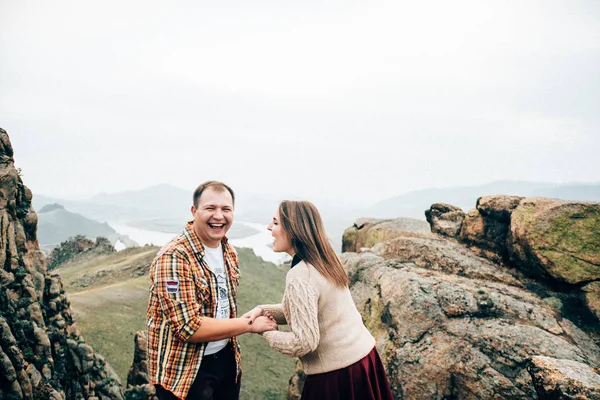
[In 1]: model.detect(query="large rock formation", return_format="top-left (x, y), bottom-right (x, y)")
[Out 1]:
top-left (0, 128), bottom-right (123, 400)
top-left (123, 332), bottom-right (157, 400)
top-left (341, 218), bottom-right (430, 253)
top-left (285, 195), bottom-right (600, 399)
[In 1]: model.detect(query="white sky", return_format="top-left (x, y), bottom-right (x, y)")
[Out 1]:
top-left (1, 0), bottom-right (599, 206)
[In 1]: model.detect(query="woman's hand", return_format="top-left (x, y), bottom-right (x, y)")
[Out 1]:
top-left (241, 307), bottom-right (263, 324)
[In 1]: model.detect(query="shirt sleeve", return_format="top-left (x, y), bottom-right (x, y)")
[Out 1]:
top-left (154, 250), bottom-right (204, 342)
top-left (262, 278), bottom-right (320, 358)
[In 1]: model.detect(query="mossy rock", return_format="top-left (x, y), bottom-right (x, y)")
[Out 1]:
top-left (341, 226), bottom-right (359, 253)
top-left (509, 198), bottom-right (600, 284)
top-left (583, 282), bottom-right (600, 322)
top-left (344, 218), bottom-right (430, 253)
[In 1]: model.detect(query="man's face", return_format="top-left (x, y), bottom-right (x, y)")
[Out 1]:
top-left (191, 188), bottom-right (234, 248)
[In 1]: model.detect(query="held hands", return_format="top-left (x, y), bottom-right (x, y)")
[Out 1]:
top-left (249, 316), bottom-right (277, 333)
top-left (243, 307), bottom-right (277, 333)
top-left (242, 307), bottom-right (264, 323)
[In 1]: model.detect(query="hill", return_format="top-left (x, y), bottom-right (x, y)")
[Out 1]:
top-left (37, 203), bottom-right (138, 247)
top-left (56, 245), bottom-right (296, 400)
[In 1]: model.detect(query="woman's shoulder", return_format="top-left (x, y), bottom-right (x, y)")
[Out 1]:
top-left (286, 260), bottom-right (327, 286)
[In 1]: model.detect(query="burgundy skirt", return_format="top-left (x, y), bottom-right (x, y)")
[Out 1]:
top-left (301, 347), bottom-right (394, 400)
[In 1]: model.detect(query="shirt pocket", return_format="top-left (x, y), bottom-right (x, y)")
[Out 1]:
top-left (194, 276), bottom-right (211, 305)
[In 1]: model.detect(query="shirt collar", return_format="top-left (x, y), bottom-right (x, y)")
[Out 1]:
top-left (184, 221), bottom-right (229, 255)
top-left (290, 254), bottom-right (302, 269)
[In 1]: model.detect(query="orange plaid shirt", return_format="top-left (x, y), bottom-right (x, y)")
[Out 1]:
top-left (146, 221), bottom-right (241, 399)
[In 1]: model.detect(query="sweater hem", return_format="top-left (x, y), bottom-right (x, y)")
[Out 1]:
top-left (301, 339), bottom-right (377, 375)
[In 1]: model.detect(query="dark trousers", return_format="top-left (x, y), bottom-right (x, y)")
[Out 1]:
top-left (155, 344), bottom-right (241, 400)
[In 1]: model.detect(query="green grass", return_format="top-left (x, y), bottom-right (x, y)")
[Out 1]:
top-left (64, 246), bottom-right (296, 399)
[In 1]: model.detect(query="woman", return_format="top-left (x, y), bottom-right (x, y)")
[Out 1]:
top-left (247, 200), bottom-right (393, 400)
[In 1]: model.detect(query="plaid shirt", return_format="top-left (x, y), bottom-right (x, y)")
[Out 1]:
top-left (146, 221), bottom-right (241, 399)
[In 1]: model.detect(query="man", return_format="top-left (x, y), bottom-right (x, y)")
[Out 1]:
top-left (147, 181), bottom-right (277, 400)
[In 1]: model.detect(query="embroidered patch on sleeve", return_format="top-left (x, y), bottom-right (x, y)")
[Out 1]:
top-left (166, 279), bottom-right (180, 294)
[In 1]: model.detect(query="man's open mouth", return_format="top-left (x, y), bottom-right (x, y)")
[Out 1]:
top-left (208, 223), bottom-right (225, 229)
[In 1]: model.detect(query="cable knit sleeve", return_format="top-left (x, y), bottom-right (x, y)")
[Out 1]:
top-left (257, 303), bottom-right (287, 325)
top-left (262, 278), bottom-right (320, 358)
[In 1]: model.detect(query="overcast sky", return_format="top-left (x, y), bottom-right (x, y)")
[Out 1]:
top-left (1, 0), bottom-right (599, 206)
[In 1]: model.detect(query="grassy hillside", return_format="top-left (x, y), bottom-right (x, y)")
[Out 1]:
top-left (57, 246), bottom-right (295, 400)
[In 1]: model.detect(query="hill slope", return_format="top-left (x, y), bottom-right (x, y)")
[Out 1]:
top-left (37, 203), bottom-right (138, 247)
top-left (56, 246), bottom-right (295, 400)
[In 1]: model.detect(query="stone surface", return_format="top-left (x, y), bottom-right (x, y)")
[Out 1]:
top-left (528, 356), bottom-right (600, 399)
top-left (477, 195), bottom-right (523, 223)
top-left (288, 197), bottom-right (600, 399)
top-left (425, 203), bottom-right (466, 238)
top-left (342, 217), bottom-right (430, 253)
top-left (0, 128), bottom-right (123, 400)
top-left (508, 197), bottom-right (600, 285)
top-left (583, 281), bottom-right (600, 322)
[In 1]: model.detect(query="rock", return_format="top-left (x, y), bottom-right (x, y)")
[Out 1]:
top-left (0, 128), bottom-right (124, 399)
top-left (127, 331), bottom-right (150, 387)
top-left (425, 203), bottom-right (466, 237)
top-left (508, 197), bottom-right (600, 285)
top-left (347, 255), bottom-right (599, 398)
top-left (286, 359), bottom-right (307, 400)
top-left (292, 205), bottom-right (600, 400)
top-left (342, 217), bottom-right (430, 253)
top-left (370, 232), bottom-right (523, 286)
top-left (583, 281), bottom-right (600, 322)
top-left (528, 356), bottom-right (600, 399)
top-left (477, 195), bottom-right (523, 223)
top-left (459, 208), bottom-right (509, 259)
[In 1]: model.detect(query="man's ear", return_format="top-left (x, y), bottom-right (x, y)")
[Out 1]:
top-left (191, 205), bottom-right (196, 217)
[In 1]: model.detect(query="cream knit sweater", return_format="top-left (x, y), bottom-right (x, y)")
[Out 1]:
top-left (260, 261), bottom-right (376, 375)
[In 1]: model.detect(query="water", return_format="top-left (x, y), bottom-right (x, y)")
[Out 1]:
top-left (109, 220), bottom-right (289, 265)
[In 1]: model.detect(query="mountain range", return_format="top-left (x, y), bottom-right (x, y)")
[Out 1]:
top-left (33, 181), bottom-right (600, 251)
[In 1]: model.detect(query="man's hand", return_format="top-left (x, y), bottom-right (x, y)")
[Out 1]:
top-left (250, 316), bottom-right (278, 333)
top-left (242, 307), bottom-right (263, 325)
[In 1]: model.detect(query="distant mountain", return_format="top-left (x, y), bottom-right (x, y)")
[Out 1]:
top-left (365, 181), bottom-right (600, 219)
top-left (33, 185), bottom-right (279, 226)
top-left (37, 203), bottom-right (138, 247)
top-left (532, 184), bottom-right (600, 202)
top-left (32, 181), bottom-right (600, 252)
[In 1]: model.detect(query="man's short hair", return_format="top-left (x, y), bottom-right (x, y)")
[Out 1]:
top-left (193, 181), bottom-right (235, 208)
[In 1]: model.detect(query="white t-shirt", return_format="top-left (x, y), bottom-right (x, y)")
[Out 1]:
top-left (202, 243), bottom-right (231, 355)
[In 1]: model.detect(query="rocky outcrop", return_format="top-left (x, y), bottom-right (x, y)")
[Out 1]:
top-left (528, 356), bottom-right (600, 399)
top-left (48, 235), bottom-right (115, 270)
top-left (508, 198), bottom-right (600, 285)
top-left (425, 203), bottom-right (465, 237)
top-left (341, 218), bottom-right (430, 253)
top-left (287, 194), bottom-right (600, 399)
top-left (342, 251), bottom-right (599, 399)
top-left (0, 128), bottom-right (123, 400)
top-left (124, 332), bottom-right (157, 400)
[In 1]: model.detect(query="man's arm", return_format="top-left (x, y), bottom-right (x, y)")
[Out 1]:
top-left (187, 315), bottom-right (276, 342)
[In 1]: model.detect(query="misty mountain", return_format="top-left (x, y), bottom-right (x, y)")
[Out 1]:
top-left (364, 181), bottom-right (600, 219)
top-left (37, 203), bottom-right (138, 247)
top-left (33, 184), bottom-right (278, 225)
top-left (532, 184), bottom-right (600, 202)
top-left (32, 180), bottom-right (600, 252)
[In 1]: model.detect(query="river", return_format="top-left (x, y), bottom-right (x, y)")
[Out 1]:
top-left (109, 220), bottom-right (289, 265)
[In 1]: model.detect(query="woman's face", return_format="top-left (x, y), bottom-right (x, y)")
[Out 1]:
top-left (268, 208), bottom-right (294, 255)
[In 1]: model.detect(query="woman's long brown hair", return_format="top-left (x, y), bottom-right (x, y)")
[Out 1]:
top-left (279, 200), bottom-right (349, 288)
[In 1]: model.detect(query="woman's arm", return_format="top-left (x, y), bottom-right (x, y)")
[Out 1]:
top-left (258, 304), bottom-right (287, 325)
top-left (262, 278), bottom-right (320, 358)
top-left (242, 304), bottom-right (287, 325)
